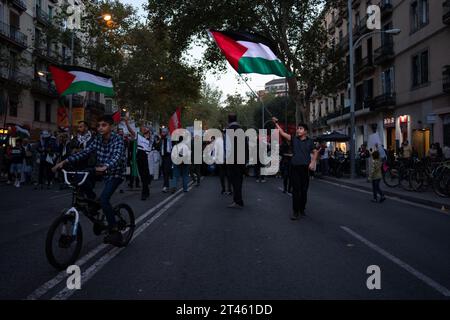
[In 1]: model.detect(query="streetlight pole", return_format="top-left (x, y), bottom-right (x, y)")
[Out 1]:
top-left (347, 0), bottom-right (400, 178)
top-left (348, 0), bottom-right (356, 179)
top-left (68, 30), bottom-right (74, 136)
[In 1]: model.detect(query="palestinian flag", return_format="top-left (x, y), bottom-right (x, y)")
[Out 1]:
top-left (49, 65), bottom-right (114, 97)
top-left (209, 30), bottom-right (291, 77)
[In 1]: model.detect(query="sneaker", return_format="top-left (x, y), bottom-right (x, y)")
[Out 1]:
top-left (103, 230), bottom-right (123, 247)
top-left (300, 210), bottom-right (306, 217)
top-left (15, 181), bottom-right (20, 188)
top-left (371, 199), bottom-right (379, 203)
top-left (261, 179), bottom-right (266, 183)
top-left (227, 202), bottom-right (243, 209)
top-left (256, 179), bottom-right (260, 183)
top-left (290, 212), bottom-right (300, 220)
top-left (379, 196), bottom-right (386, 203)
top-left (162, 187), bottom-right (168, 193)
top-left (6, 180), bottom-right (11, 185)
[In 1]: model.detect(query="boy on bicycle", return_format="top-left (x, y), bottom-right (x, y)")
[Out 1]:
top-left (53, 115), bottom-right (126, 246)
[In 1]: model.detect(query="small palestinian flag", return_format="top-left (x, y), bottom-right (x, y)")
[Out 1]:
top-left (208, 30), bottom-right (291, 77)
top-left (49, 65), bottom-right (114, 97)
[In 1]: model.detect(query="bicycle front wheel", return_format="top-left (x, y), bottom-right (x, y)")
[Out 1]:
top-left (45, 214), bottom-right (83, 270)
top-left (383, 168), bottom-right (400, 187)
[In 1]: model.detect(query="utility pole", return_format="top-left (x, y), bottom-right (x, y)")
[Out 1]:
top-left (348, 0), bottom-right (356, 179)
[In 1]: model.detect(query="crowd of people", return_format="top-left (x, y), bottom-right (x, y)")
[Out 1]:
top-left (2, 112), bottom-right (450, 244)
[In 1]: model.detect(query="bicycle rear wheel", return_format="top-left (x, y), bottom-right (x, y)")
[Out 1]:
top-left (114, 203), bottom-right (135, 246)
top-left (409, 169), bottom-right (424, 191)
top-left (45, 214), bottom-right (83, 270)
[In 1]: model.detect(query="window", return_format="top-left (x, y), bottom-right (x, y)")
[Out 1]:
top-left (45, 103), bottom-right (51, 123)
top-left (381, 67), bottom-right (395, 95)
top-left (412, 50), bottom-right (429, 87)
top-left (34, 101), bottom-right (41, 122)
top-left (411, 0), bottom-right (428, 33)
top-left (48, 6), bottom-right (53, 20)
top-left (9, 95), bottom-right (18, 117)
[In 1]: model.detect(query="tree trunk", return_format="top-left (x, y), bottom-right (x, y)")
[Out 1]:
top-left (287, 76), bottom-right (308, 126)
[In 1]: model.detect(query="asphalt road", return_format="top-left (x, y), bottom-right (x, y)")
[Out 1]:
top-left (1, 175), bottom-right (450, 300)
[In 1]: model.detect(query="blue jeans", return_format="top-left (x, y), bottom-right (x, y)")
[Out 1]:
top-left (171, 164), bottom-right (189, 191)
top-left (99, 177), bottom-right (123, 229)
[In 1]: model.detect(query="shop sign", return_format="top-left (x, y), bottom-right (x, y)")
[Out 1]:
top-left (384, 117), bottom-right (395, 127)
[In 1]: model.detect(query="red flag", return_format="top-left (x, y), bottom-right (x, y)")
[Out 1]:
top-left (112, 111), bottom-right (121, 124)
top-left (169, 108), bottom-right (181, 134)
top-left (49, 65), bottom-right (76, 95)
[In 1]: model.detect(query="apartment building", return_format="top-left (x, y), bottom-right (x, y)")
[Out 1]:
top-left (0, 0), bottom-right (112, 140)
top-left (311, 0), bottom-right (450, 157)
top-left (265, 78), bottom-right (288, 97)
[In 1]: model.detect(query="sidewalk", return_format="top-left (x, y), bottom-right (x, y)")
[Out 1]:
top-left (321, 175), bottom-right (450, 211)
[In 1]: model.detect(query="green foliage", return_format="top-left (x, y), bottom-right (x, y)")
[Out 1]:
top-left (145, 0), bottom-right (341, 122)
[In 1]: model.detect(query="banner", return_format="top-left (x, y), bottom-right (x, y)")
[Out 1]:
top-left (72, 107), bottom-right (85, 126)
top-left (57, 107), bottom-right (69, 129)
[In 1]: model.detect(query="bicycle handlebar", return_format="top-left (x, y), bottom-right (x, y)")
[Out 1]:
top-left (62, 169), bottom-right (90, 186)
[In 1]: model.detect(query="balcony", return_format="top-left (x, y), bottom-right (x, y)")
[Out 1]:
top-left (34, 46), bottom-right (60, 63)
top-left (379, 0), bottom-right (393, 19)
top-left (9, 0), bottom-right (27, 13)
top-left (86, 100), bottom-right (106, 113)
top-left (0, 21), bottom-right (28, 49)
top-left (0, 67), bottom-right (31, 88)
top-left (35, 7), bottom-right (50, 26)
top-left (312, 117), bottom-right (329, 129)
top-left (443, 66), bottom-right (450, 93)
top-left (31, 79), bottom-right (58, 98)
top-left (366, 93), bottom-right (396, 111)
top-left (355, 57), bottom-right (375, 76)
top-left (374, 40), bottom-right (394, 65)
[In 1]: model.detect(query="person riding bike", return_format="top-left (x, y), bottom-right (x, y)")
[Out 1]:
top-left (53, 115), bottom-right (126, 246)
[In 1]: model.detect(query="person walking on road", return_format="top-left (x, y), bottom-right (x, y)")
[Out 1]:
top-left (273, 117), bottom-right (319, 220)
top-left (369, 150), bottom-right (386, 203)
top-left (10, 139), bottom-right (25, 188)
top-left (170, 136), bottom-right (191, 193)
top-left (159, 128), bottom-right (173, 193)
top-left (225, 113), bottom-right (248, 209)
top-left (124, 117), bottom-right (154, 201)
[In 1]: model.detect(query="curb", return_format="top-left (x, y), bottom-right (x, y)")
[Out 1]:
top-left (321, 176), bottom-right (449, 211)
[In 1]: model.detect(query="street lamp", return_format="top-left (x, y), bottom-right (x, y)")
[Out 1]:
top-left (100, 14), bottom-right (112, 22)
top-left (348, 0), bottom-right (401, 179)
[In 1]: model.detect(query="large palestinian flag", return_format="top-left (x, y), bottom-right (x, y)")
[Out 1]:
top-left (49, 65), bottom-right (114, 97)
top-left (209, 30), bottom-right (291, 77)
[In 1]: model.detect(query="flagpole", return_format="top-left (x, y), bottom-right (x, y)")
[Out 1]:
top-left (237, 74), bottom-right (273, 128)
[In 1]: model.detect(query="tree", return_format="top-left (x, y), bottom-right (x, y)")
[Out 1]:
top-left (145, 0), bottom-right (341, 124)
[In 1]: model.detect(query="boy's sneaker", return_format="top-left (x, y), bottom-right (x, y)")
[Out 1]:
top-left (256, 179), bottom-right (260, 183)
top-left (371, 198), bottom-right (379, 203)
top-left (261, 179), bottom-right (266, 183)
top-left (104, 230), bottom-right (123, 247)
top-left (379, 196), bottom-right (386, 203)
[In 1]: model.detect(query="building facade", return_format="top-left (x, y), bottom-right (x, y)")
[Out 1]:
top-left (310, 0), bottom-right (450, 157)
top-left (0, 0), bottom-right (111, 140)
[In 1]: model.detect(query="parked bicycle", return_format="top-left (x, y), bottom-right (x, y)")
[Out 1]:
top-left (45, 169), bottom-right (135, 270)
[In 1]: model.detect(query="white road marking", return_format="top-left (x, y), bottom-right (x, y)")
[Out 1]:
top-left (341, 226), bottom-right (450, 297)
top-left (51, 186), bottom-right (193, 300)
top-left (26, 184), bottom-right (192, 300)
top-left (318, 179), bottom-right (449, 215)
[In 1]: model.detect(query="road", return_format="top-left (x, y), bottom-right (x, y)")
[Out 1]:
top-left (1, 175), bottom-right (450, 300)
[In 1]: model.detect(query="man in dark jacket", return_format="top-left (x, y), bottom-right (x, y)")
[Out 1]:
top-left (225, 113), bottom-right (248, 209)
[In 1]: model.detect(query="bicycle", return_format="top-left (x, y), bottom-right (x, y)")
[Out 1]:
top-left (382, 159), bottom-right (413, 190)
top-left (45, 169), bottom-right (135, 270)
top-left (432, 161), bottom-right (450, 198)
